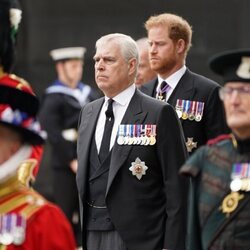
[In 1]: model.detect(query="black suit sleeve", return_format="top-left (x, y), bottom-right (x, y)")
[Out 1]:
top-left (157, 104), bottom-right (188, 250)
top-left (39, 94), bottom-right (76, 167)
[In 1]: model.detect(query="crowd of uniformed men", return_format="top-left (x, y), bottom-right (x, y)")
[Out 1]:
top-left (0, 0), bottom-right (250, 249)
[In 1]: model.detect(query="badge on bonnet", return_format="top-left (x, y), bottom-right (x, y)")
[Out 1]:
top-left (236, 56), bottom-right (250, 79)
top-left (209, 49), bottom-right (250, 84)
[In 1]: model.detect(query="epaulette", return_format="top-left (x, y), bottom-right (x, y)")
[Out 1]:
top-left (0, 189), bottom-right (46, 218)
top-left (8, 74), bottom-right (30, 87)
top-left (207, 134), bottom-right (232, 146)
top-left (0, 189), bottom-right (47, 246)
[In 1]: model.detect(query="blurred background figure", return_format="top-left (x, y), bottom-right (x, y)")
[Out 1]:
top-left (0, 75), bottom-right (76, 250)
top-left (135, 37), bottom-right (156, 87)
top-left (180, 49), bottom-right (250, 250)
top-left (0, 0), bottom-right (76, 248)
top-left (39, 46), bottom-right (98, 247)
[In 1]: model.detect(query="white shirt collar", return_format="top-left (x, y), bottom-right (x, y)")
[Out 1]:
top-left (96, 83), bottom-right (136, 153)
top-left (104, 83), bottom-right (136, 106)
top-left (157, 65), bottom-right (187, 91)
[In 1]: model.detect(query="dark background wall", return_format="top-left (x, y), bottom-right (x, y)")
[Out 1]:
top-left (15, 0), bottom-right (250, 199)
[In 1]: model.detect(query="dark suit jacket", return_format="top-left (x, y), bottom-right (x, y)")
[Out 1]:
top-left (140, 69), bottom-right (229, 153)
top-left (76, 89), bottom-right (188, 250)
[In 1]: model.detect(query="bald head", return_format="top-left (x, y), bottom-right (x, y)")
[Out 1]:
top-left (135, 37), bottom-right (156, 86)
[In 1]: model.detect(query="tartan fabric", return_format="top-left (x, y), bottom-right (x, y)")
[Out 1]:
top-left (181, 138), bottom-right (250, 249)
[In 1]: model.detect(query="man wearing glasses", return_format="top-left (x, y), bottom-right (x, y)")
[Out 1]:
top-left (180, 49), bottom-right (250, 250)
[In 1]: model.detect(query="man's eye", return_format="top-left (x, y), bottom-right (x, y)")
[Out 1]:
top-left (104, 58), bottom-right (115, 64)
top-left (158, 42), bottom-right (166, 46)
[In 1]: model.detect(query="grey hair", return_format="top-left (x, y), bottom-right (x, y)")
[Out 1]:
top-left (96, 33), bottom-right (139, 66)
top-left (136, 37), bottom-right (148, 48)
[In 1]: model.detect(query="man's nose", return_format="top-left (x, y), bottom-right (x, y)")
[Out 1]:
top-left (230, 90), bottom-right (241, 103)
top-left (96, 59), bottom-right (105, 70)
top-left (149, 43), bottom-right (157, 53)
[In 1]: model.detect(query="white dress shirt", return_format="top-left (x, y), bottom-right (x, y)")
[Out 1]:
top-left (95, 84), bottom-right (136, 153)
top-left (156, 65), bottom-right (187, 101)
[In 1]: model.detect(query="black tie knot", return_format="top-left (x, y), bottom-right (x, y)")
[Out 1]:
top-left (159, 81), bottom-right (170, 93)
top-left (160, 81), bottom-right (167, 91)
top-left (105, 99), bottom-right (114, 119)
top-left (157, 81), bottom-right (171, 101)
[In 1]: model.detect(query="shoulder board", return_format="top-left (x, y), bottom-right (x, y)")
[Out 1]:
top-left (8, 74), bottom-right (30, 86)
top-left (0, 189), bottom-right (47, 220)
top-left (207, 134), bottom-right (232, 146)
top-left (20, 190), bottom-right (47, 219)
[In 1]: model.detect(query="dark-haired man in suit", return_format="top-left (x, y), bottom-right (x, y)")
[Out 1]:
top-left (76, 33), bottom-right (188, 250)
top-left (140, 13), bottom-right (229, 154)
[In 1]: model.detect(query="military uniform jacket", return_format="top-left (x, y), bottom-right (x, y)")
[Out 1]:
top-left (180, 137), bottom-right (250, 249)
top-left (39, 80), bottom-right (98, 170)
top-left (76, 89), bottom-right (188, 250)
top-left (0, 177), bottom-right (76, 249)
top-left (140, 69), bottom-right (229, 153)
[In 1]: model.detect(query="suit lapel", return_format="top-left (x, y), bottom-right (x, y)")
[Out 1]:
top-left (140, 78), bottom-right (158, 97)
top-left (76, 98), bottom-right (104, 197)
top-left (106, 90), bottom-right (148, 195)
top-left (168, 69), bottom-right (195, 125)
top-left (89, 154), bottom-right (110, 181)
top-left (168, 69), bottom-right (195, 106)
top-left (141, 71), bottom-right (195, 107)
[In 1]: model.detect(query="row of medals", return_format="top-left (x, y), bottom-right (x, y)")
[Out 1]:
top-left (175, 99), bottom-right (204, 121)
top-left (0, 214), bottom-right (26, 246)
top-left (117, 124), bottom-right (156, 146)
top-left (230, 163), bottom-right (250, 192)
top-left (221, 163), bottom-right (250, 215)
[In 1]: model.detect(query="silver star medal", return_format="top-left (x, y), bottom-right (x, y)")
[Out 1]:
top-left (129, 157), bottom-right (148, 180)
top-left (185, 137), bottom-right (197, 153)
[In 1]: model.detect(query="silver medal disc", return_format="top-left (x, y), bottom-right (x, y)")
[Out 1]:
top-left (230, 178), bottom-right (242, 192)
top-left (176, 110), bottom-right (182, 119)
top-left (117, 136), bottom-right (124, 145)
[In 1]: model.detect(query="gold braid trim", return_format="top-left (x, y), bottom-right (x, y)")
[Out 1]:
top-left (0, 176), bottom-right (22, 197)
top-left (0, 178), bottom-right (46, 219)
top-left (0, 192), bottom-right (30, 214)
top-left (230, 133), bottom-right (238, 149)
top-left (17, 159), bottom-right (37, 187)
top-left (20, 191), bottom-right (46, 219)
top-left (21, 203), bottom-right (43, 219)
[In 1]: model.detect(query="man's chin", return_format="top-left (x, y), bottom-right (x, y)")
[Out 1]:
top-left (229, 120), bottom-right (250, 130)
top-left (150, 65), bottom-right (160, 73)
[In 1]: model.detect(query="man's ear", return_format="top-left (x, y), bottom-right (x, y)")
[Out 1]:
top-left (176, 39), bottom-right (186, 54)
top-left (55, 61), bottom-right (63, 72)
top-left (128, 58), bottom-right (137, 76)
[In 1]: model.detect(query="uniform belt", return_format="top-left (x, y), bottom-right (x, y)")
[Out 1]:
top-left (86, 200), bottom-right (107, 209)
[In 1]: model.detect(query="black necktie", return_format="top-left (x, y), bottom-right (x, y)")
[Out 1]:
top-left (157, 81), bottom-right (170, 101)
top-left (99, 99), bottom-right (114, 163)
